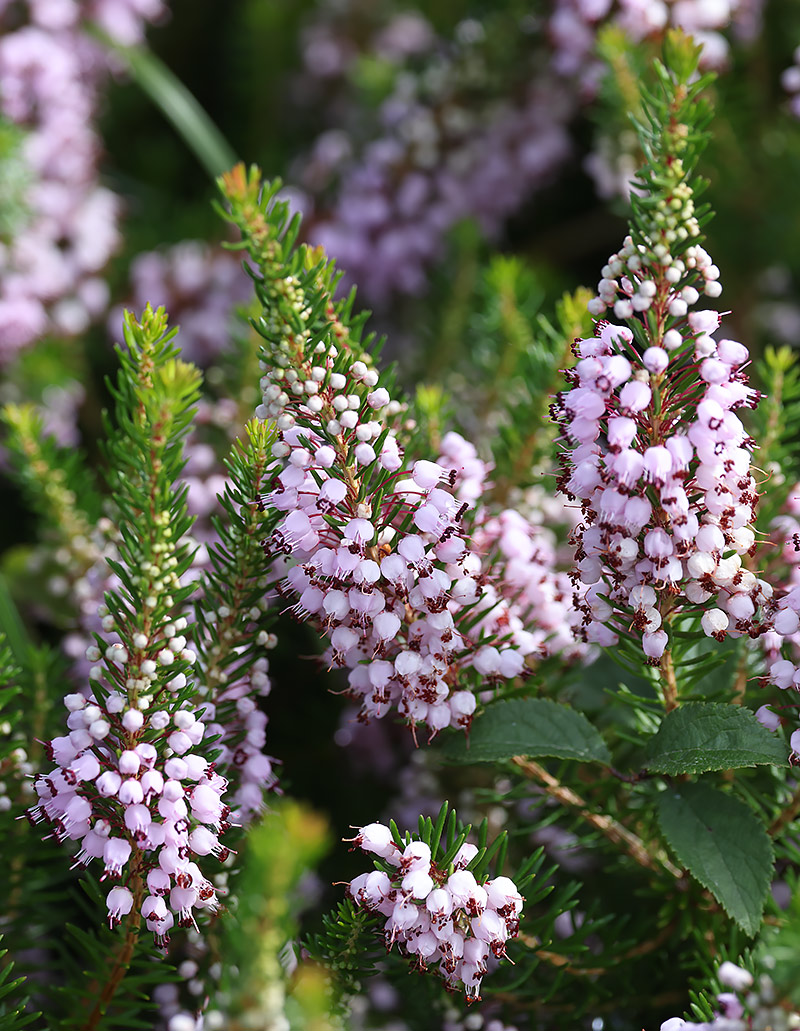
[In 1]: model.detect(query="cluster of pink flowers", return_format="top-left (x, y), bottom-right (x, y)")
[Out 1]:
top-left (110, 242), bottom-right (253, 367)
top-left (260, 341), bottom-right (542, 736)
top-left (304, 77), bottom-right (572, 304)
top-left (552, 0), bottom-right (763, 201)
top-left (760, 488), bottom-right (800, 719)
top-left (347, 822), bottom-right (523, 1001)
top-left (555, 240), bottom-right (769, 660)
top-left (27, 396), bottom-right (279, 941)
top-left (198, 649), bottom-right (278, 826)
top-left (28, 623), bottom-right (228, 947)
top-left (0, 0), bottom-right (165, 358)
top-left (434, 437), bottom-right (585, 662)
top-left (56, 509), bottom-right (278, 831)
top-left (472, 505), bottom-right (586, 663)
top-left (657, 961), bottom-right (799, 1031)
top-left (291, 0), bottom-right (767, 308)
top-left (551, 0), bottom-right (760, 89)
top-left (290, 4), bottom-right (573, 305)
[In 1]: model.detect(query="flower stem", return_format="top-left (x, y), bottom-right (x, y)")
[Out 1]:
top-left (661, 647), bottom-right (679, 712)
top-left (768, 780), bottom-right (800, 838)
top-left (519, 915), bottom-right (678, 976)
top-left (512, 757), bottom-right (681, 877)
top-left (82, 863), bottom-right (144, 1031)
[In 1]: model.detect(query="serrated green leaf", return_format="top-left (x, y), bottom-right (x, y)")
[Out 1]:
top-left (642, 702), bottom-right (788, 774)
top-left (439, 698), bottom-right (611, 765)
top-left (657, 782), bottom-right (773, 935)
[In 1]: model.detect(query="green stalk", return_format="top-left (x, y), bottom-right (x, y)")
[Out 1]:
top-left (0, 574), bottom-right (31, 665)
top-left (104, 38), bottom-right (237, 179)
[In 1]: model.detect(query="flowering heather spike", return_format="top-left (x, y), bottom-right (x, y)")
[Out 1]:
top-left (554, 36), bottom-right (770, 666)
top-left (26, 309), bottom-right (228, 948)
top-left (261, 369), bottom-right (515, 735)
top-left (345, 816), bottom-right (522, 1002)
top-left (221, 167), bottom-right (581, 737)
top-left (28, 404), bottom-right (281, 850)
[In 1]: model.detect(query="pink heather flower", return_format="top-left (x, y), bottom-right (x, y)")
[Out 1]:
top-left (619, 379), bottom-right (651, 413)
top-left (642, 445), bottom-right (672, 485)
top-left (556, 236), bottom-right (763, 668)
top-left (106, 885), bottom-right (134, 927)
top-left (102, 837), bottom-right (132, 879)
top-left (755, 705), bottom-right (781, 731)
top-left (701, 609), bottom-right (729, 640)
top-left (643, 346), bottom-right (669, 373)
top-left (642, 630), bottom-right (668, 659)
top-left (412, 459), bottom-right (445, 489)
top-left (352, 822), bottom-right (398, 859)
top-left (717, 962), bottom-right (753, 992)
top-left (346, 820), bottom-right (521, 1000)
top-left (28, 618), bottom-right (238, 947)
top-left (453, 842), bottom-right (479, 869)
top-left (260, 345), bottom-right (545, 737)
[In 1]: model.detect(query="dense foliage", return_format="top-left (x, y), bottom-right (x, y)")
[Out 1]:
top-left (5, 3), bottom-right (800, 1030)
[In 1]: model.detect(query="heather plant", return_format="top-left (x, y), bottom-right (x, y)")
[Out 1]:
top-left (0, 0), bottom-right (171, 356)
top-left (6, 8), bottom-right (800, 1031)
